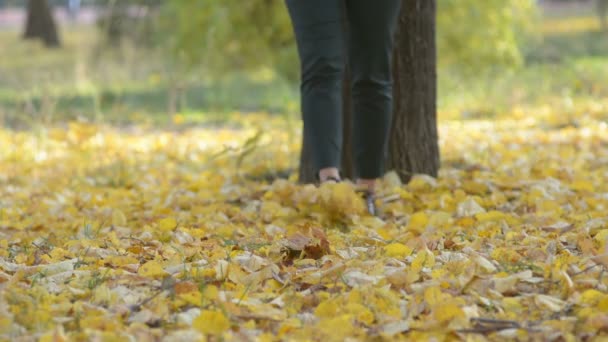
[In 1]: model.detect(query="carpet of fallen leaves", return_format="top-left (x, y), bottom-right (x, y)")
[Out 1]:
top-left (2, 109), bottom-right (608, 341)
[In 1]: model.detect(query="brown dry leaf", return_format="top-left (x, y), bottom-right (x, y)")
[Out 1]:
top-left (282, 228), bottom-right (330, 261)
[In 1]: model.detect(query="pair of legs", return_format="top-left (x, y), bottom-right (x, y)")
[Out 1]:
top-left (286, 0), bottom-right (401, 191)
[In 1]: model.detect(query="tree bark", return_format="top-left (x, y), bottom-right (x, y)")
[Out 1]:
top-left (386, 0), bottom-right (440, 182)
top-left (23, 0), bottom-right (61, 47)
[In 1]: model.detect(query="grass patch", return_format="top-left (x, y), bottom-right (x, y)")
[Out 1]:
top-left (0, 27), bottom-right (297, 127)
top-left (1, 12), bottom-right (608, 126)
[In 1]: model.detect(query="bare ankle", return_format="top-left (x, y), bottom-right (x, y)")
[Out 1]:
top-left (319, 167), bottom-right (341, 182)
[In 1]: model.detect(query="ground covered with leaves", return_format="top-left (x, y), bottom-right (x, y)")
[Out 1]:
top-left (2, 107), bottom-right (608, 341)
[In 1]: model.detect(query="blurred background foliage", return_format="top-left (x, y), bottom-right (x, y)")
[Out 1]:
top-left (0, 0), bottom-right (607, 128)
top-left (122, 0), bottom-right (540, 79)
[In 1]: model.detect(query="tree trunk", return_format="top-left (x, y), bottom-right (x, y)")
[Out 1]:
top-left (298, 0), bottom-right (439, 184)
top-left (386, 0), bottom-right (439, 182)
top-left (23, 0), bottom-right (61, 48)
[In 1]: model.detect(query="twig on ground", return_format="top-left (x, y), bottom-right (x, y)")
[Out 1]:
top-left (571, 264), bottom-right (601, 277)
top-left (458, 317), bottom-right (542, 335)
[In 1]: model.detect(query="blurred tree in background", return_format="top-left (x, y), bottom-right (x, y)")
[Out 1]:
top-left (147, 0), bottom-right (538, 81)
top-left (437, 0), bottom-right (538, 73)
top-left (23, 0), bottom-right (61, 47)
top-left (16, 0), bottom-right (538, 80)
top-left (96, 0), bottom-right (162, 45)
top-left (156, 0), bottom-right (296, 81)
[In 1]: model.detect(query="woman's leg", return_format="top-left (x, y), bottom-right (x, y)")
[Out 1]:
top-left (346, 0), bottom-right (401, 190)
top-left (286, 0), bottom-right (345, 182)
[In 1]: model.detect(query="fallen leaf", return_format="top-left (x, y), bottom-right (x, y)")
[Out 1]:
top-left (193, 310), bottom-right (230, 335)
top-left (138, 261), bottom-right (168, 278)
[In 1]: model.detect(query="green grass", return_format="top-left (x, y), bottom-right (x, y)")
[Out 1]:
top-left (439, 15), bottom-right (608, 120)
top-left (1, 14), bottom-right (608, 127)
top-left (0, 27), bottom-right (297, 128)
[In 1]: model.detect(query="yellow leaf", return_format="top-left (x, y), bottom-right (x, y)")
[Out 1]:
top-left (412, 248), bottom-right (435, 271)
top-left (106, 231), bottom-right (122, 246)
top-left (384, 243), bottom-right (412, 258)
top-left (456, 216), bottom-right (476, 228)
top-left (594, 229), bottom-right (608, 247)
top-left (106, 255), bottom-right (139, 267)
top-left (317, 314), bottom-right (356, 340)
top-left (502, 297), bottom-right (523, 313)
top-left (179, 290), bottom-right (202, 307)
top-left (376, 227), bottom-right (393, 240)
top-left (193, 267), bottom-right (216, 279)
top-left (0, 317), bottom-right (11, 330)
top-left (193, 310), bottom-right (230, 335)
top-left (580, 289), bottom-right (606, 306)
top-left (570, 180), bottom-right (594, 192)
top-left (323, 182), bottom-right (366, 215)
top-left (348, 289), bottom-right (362, 304)
top-left (92, 284), bottom-right (116, 306)
top-left (112, 209), bottom-right (127, 226)
top-left (159, 217), bottom-right (177, 232)
top-left (203, 285), bottom-right (219, 301)
top-left (424, 286), bottom-right (444, 307)
top-left (462, 180), bottom-right (489, 195)
top-left (315, 299), bottom-right (340, 318)
top-left (138, 261), bottom-right (167, 278)
top-left (434, 303), bottom-right (464, 322)
top-left (398, 188), bottom-right (414, 200)
top-left (258, 333), bottom-right (275, 342)
top-left (540, 199), bottom-right (562, 212)
top-left (14, 253), bottom-right (28, 264)
top-left (577, 307), bottom-right (595, 319)
top-left (475, 210), bottom-right (506, 222)
top-left (407, 249), bottom-right (435, 284)
top-left (39, 326), bottom-right (68, 342)
top-left (277, 318), bottom-right (301, 338)
top-left (429, 211), bottom-right (452, 227)
top-left (407, 212), bottom-right (429, 234)
top-left (79, 315), bottom-right (119, 330)
top-left (598, 297), bottom-right (608, 312)
top-left (408, 175), bottom-right (436, 191)
top-left (48, 247), bottom-right (71, 260)
top-left (346, 303), bottom-right (375, 325)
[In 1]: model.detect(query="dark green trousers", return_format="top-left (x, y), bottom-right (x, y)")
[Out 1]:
top-left (286, 0), bottom-right (401, 179)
